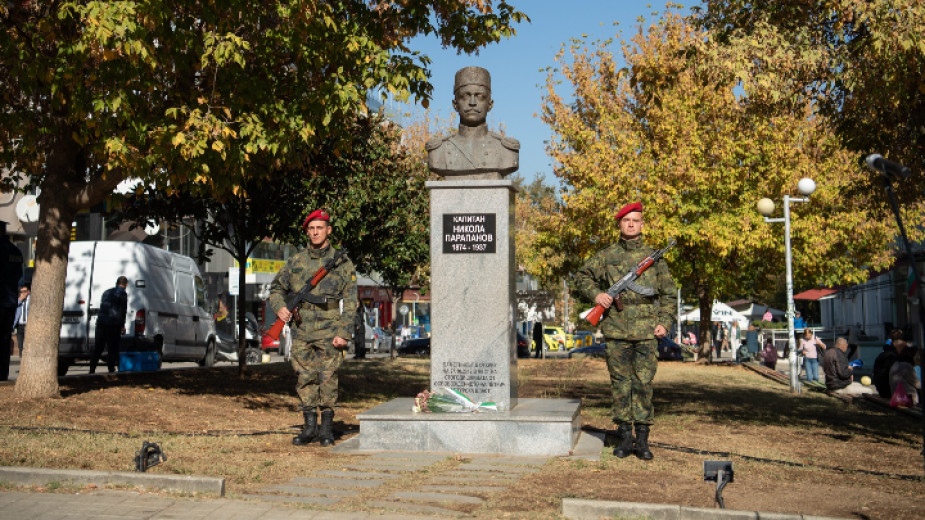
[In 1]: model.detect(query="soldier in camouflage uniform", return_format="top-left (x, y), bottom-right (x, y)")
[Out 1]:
top-left (269, 210), bottom-right (357, 447)
top-left (573, 202), bottom-right (677, 461)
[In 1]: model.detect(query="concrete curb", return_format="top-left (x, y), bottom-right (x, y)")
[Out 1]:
top-left (0, 466), bottom-right (225, 496)
top-left (561, 498), bottom-right (853, 520)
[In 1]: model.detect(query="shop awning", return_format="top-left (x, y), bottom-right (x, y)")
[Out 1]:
top-left (793, 288), bottom-right (837, 300)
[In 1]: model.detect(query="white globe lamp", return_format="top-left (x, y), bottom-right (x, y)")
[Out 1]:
top-left (797, 178), bottom-right (816, 196)
top-left (756, 198), bottom-right (775, 216)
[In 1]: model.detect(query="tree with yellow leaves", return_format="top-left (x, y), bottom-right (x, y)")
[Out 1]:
top-left (542, 9), bottom-right (901, 356)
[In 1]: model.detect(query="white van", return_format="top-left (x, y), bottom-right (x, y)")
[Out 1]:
top-left (58, 241), bottom-right (217, 375)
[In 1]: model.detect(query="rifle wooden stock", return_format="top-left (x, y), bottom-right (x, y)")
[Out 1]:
top-left (583, 304), bottom-right (606, 326)
top-left (267, 318), bottom-right (286, 341)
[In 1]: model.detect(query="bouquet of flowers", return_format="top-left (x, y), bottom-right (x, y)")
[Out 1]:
top-left (412, 387), bottom-right (499, 413)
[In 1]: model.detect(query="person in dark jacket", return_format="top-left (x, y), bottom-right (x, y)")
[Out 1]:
top-left (873, 336), bottom-right (905, 397)
top-left (822, 337), bottom-right (872, 395)
top-left (89, 276), bottom-right (128, 374)
top-left (353, 302), bottom-right (366, 359)
top-left (745, 324), bottom-right (760, 360)
top-left (533, 322), bottom-right (544, 358)
top-left (0, 221), bottom-right (24, 381)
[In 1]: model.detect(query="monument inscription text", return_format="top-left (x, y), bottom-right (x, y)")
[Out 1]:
top-left (442, 213), bottom-right (496, 254)
top-left (433, 361), bottom-right (506, 397)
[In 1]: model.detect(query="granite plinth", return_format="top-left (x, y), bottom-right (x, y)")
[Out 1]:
top-left (427, 180), bottom-right (518, 409)
top-left (356, 398), bottom-right (580, 456)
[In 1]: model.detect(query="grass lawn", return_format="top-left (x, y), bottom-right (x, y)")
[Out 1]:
top-left (0, 357), bottom-right (922, 518)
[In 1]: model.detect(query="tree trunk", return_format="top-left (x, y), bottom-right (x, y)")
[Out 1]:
top-left (696, 283), bottom-right (714, 362)
top-left (389, 290), bottom-right (401, 359)
top-left (237, 245), bottom-right (248, 378)
top-left (14, 174), bottom-right (79, 398)
top-left (14, 132), bottom-right (123, 398)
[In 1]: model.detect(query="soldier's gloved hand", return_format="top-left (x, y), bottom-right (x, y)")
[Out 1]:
top-left (332, 336), bottom-right (348, 350)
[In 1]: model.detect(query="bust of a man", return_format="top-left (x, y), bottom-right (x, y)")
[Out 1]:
top-left (426, 66), bottom-right (520, 180)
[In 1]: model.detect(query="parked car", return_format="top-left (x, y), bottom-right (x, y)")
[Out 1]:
top-left (568, 343), bottom-right (606, 359)
top-left (657, 336), bottom-right (684, 361)
top-left (398, 330), bottom-right (527, 357)
top-left (368, 326), bottom-right (392, 353)
top-left (542, 326), bottom-right (570, 351)
top-left (397, 337), bottom-right (430, 355)
top-left (397, 325), bottom-right (426, 346)
top-left (516, 331), bottom-right (530, 358)
top-left (215, 311), bottom-right (264, 364)
top-left (572, 331), bottom-right (594, 348)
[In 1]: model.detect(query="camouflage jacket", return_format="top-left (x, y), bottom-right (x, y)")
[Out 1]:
top-left (573, 236), bottom-right (677, 341)
top-left (268, 244), bottom-right (357, 343)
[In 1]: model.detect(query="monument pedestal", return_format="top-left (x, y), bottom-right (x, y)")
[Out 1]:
top-left (427, 180), bottom-right (518, 408)
top-left (352, 180), bottom-right (581, 456)
top-left (356, 398), bottom-right (581, 456)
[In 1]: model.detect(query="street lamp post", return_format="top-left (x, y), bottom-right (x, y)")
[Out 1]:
top-left (757, 178), bottom-right (816, 395)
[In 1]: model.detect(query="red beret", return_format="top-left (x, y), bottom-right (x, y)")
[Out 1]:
top-left (302, 210), bottom-right (330, 231)
top-left (614, 202), bottom-right (643, 220)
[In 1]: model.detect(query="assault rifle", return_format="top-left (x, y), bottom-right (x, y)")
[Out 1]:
top-left (266, 249), bottom-right (346, 340)
top-left (579, 239), bottom-right (676, 327)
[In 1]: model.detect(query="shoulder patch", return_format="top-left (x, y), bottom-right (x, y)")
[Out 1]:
top-left (489, 131), bottom-right (520, 151)
top-left (425, 135), bottom-right (446, 151)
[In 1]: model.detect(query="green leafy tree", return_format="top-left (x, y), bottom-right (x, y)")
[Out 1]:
top-left (116, 173), bottom-right (308, 377)
top-left (272, 115), bottom-right (433, 355)
top-left (541, 9), bottom-right (900, 356)
top-left (0, 1), bottom-right (527, 398)
top-left (120, 114), bottom-right (431, 370)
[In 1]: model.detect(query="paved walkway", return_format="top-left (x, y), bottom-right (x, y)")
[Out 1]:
top-left (0, 450), bottom-right (554, 519)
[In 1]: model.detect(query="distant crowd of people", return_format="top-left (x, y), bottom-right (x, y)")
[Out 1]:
top-left (700, 315), bottom-right (921, 404)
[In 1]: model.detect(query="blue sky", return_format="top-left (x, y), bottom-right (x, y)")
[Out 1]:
top-left (403, 1), bottom-right (698, 186)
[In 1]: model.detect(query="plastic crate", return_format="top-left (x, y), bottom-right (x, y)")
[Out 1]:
top-left (119, 351), bottom-right (160, 372)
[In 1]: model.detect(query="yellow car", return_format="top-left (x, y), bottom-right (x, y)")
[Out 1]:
top-left (543, 326), bottom-right (572, 351)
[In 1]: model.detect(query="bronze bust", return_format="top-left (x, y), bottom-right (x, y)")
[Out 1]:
top-left (427, 67), bottom-right (520, 180)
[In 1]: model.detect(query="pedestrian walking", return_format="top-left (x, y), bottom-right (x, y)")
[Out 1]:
top-left (798, 329), bottom-right (825, 382)
top-left (13, 284), bottom-right (30, 356)
top-left (89, 276), bottom-right (128, 374)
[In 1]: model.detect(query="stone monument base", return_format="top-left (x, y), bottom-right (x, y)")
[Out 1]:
top-left (352, 398), bottom-right (581, 456)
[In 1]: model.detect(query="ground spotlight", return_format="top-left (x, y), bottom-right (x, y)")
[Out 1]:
top-left (703, 460), bottom-right (734, 509)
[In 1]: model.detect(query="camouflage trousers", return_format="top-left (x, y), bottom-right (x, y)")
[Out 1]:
top-left (604, 339), bottom-right (658, 425)
top-left (290, 339), bottom-right (343, 411)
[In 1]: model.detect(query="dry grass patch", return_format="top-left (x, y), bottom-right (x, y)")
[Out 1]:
top-left (0, 357), bottom-right (922, 518)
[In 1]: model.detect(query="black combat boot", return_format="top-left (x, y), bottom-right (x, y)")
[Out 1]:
top-left (292, 409), bottom-right (319, 446)
top-left (319, 409), bottom-right (335, 447)
top-left (613, 423), bottom-right (635, 458)
top-left (634, 424), bottom-right (654, 460)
